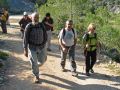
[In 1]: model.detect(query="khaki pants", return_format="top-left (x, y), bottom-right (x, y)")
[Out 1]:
top-left (46, 30), bottom-right (52, 49)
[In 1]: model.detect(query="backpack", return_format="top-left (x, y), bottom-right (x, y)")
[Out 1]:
top-left (28, 22), bottom-right (47, 46)
top-left (85, 33), bottom-right (97, 42)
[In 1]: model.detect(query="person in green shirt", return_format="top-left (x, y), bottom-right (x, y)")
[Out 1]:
top-left (0, 8), bottom-right (7, 34)
top-left (83, 23), bottom-right (99, 76)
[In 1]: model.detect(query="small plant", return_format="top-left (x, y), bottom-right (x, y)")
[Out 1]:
top-left (0, 51), bottom-right (9, 60)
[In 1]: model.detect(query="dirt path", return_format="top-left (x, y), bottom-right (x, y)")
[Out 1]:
top-left (0, 16), bottom-right (120, 90)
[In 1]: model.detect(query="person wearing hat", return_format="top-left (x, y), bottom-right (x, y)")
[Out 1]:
top-left (19, 12), bottom-right (32, 39)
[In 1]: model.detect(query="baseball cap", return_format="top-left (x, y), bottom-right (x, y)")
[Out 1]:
top-left (23, 12), bottom-right (28, 16)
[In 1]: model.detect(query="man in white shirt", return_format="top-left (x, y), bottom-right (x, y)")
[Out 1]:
top-left (58, 20), bottom-right (78, 76)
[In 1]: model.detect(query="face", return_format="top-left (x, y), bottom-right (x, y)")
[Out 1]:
top-left (24, 15), bottom-right (28, 19)
top-left (32, 14), bottom-right (39, 22)
top-left (89, 27), bottom-right (95, 33)
top-left (46, 16), bottom-right (50, 19)
top-left (66, 22), bottom-right (73, 29)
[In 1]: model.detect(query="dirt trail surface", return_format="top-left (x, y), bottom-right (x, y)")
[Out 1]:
top-left (0, 16), bottom-right (120, 90)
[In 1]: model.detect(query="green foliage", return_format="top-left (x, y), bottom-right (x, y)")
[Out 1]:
top-left (0, 0), bottom-right (9, 8)
top-left (0, 51), bottom-right (9, 60)
top-left (98, 25), bottom-right (119, 48)
top-left (37, 0), bottom-right (120, 62)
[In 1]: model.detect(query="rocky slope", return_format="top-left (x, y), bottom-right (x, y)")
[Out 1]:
top-left (9, 0), bottom-right (35, 13)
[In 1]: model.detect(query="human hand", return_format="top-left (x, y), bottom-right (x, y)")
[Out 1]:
top-left (24, 49), bottom-right (28, 57)
top-left (62, 47), bottom-right (68, 53)
top-left (45, 22), bottom-right (49, 25)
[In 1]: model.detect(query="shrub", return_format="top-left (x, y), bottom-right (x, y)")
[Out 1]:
top-left (0, 51), bottom-right (9, 60)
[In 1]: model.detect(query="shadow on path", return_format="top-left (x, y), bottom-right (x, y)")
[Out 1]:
top-left (41, 74), bottom-right (119, 90)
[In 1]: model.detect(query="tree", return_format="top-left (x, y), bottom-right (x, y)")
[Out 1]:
top-left (0, 0), bottom-right (9, 8)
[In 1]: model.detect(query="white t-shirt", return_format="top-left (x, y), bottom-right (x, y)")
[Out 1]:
top-left (58, 28), bottom-right (77, 46)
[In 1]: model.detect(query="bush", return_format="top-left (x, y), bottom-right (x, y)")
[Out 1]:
top-left (0, 51), bottom-right (9, 60)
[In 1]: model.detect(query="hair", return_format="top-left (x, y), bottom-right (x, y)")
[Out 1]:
top-left (87, 23), bottom-right (96, 31)
top-left (31, 12), bottom-right (39, 18)
top-left (66, 20), bottom-right (73, 24)
top-left (30, 12), bottom-right (39, 22)
top-left (46, 13), bottom-right (50, 17)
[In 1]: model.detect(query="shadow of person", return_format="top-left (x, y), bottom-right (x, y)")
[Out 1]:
top-left (41, 73), bottom-right (119, 90)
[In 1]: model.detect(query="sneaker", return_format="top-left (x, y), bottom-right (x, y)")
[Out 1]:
top-left (90, 69), bottom-right (94, 73)
top-left (72, 72), bottom-right (78, 77)
top-left (47, 48), bottom-right (52, 51)
top-left (86, 72), bottom-right (90, 76)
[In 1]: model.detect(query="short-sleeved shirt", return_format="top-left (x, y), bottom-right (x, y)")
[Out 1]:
top-left (58, 28), bottom-right (77, 47)
top-left (19, 17), bottom-right (32, 31)
top-left (42, 17), bottom-right (53, 31)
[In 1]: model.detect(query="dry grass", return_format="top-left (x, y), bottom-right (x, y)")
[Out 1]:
top-left (107, 63), bottom-right (120, 75)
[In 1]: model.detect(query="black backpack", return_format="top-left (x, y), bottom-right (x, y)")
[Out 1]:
top-left (28, 22), bottom-right (47, 46)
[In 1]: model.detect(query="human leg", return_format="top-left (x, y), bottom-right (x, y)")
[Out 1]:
top-left (68, 46), bottom-right (78, 76)
top-left (61, 50), bottom-right (67, 71)
top-left (46, 30), bottom-right (52, 51)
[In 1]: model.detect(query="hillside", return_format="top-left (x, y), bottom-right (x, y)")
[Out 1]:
top-left (39, 0), bottom-right (120, 63)
top-left (9, 0), bottom-right (35, 13)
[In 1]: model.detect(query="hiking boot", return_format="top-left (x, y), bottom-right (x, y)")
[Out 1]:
top-left (72, 72), bottom-right (78, 77)
top-left (61, 67), bottom-right (67, 72)
top-left (35, 76), bottom-right (41, 84)
top-left (90, 69), bottom-right (94, 73)
top-left (62, 68), bottom-right (67, 72)
top-left (86, 72), bottom-right (90, 76)
top-left (47, 48), bottom-right (51, 51)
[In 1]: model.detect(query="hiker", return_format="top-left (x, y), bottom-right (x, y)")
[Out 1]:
top-left (58, 20), bottom-right (78, 76)
top-left (23, 12), bottom-right (47, 83)
top-left (42, 13), bottom-right (54, 51)
top-left (3, 8), bottom-right (10, 25)
top-left (19, 12), bottom-right (32, 39)
top-left (83, 23), bottom-right (99, 76)
top-left (0, 8), bottom-right (7, 34)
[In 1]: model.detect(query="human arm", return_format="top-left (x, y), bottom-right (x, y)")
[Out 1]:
top-left (45, 22), bottom-right (53, 27)
top-left (23, 24), bottom-right (30, 57)
top-left (58, 29), bottom-right (68, 53)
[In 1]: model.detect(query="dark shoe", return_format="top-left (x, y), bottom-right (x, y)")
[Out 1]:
top-left (2, 32), bottom-right (7, 34)
top-left (47, 48), bottom-right (51, 51)
top-left (35, 80), bottom-right (40, 83)
top-left (62, 68), bottom-right (67, 72)
top-left (35, 76), bottom-right (41, 84)
top-left (72, 72), bottom-right (78, 77)
top-left (86, 72), bottom-right (90, 76)
top-left (90, 69), bottom-right (94, 73)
